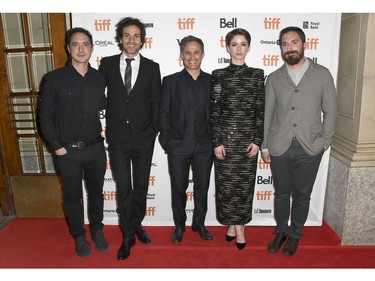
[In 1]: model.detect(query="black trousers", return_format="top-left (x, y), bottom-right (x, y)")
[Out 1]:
top-left (270, 139), bottom-right (324, 239)
top-left (109, 141), bottom-right (155, 241)
top-left (56, 142), bottom-right (106, 239)
top-left (167, 139), bottom-right (214, 228)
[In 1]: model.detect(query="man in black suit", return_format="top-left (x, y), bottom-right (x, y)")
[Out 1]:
top-left (98, 17), bottom-right (161, 260)
top-left (159, 35), bottom-right (214, 243)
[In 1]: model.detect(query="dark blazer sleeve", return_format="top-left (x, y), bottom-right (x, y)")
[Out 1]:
top-left (158, 75), bottom-right (172, 152)
top-left (158, 71), bottom-right (189, 153)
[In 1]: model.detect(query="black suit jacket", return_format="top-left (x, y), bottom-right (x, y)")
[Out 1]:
top-left (158, 69), bottom-right (212, 153)
top-left (99, 54), bottom-right (161, 148)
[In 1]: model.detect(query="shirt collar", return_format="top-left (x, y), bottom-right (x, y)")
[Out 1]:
top-left (121, 53), bottom-right (140, 62)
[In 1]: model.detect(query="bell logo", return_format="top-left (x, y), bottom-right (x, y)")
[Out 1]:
top-left (143, 37), bottom-right (153, 49)
top-left (257, 176), bottom-right (273, 185)
top-left (177, 18), bottom-right (195, 30)
top-left (220, 18), bottom-right (237, 28)
top-left (305, 38), bottom-right (319, 50)
top-left (94, 19), bottom-right (111, 31)
top-left (264, 17), bottom-right (281, 29)
top-left (262, 54), bottom-right (280, 66)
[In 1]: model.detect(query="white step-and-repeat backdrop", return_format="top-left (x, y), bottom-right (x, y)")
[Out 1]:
top-left (73, 13), bottom-right (341, 226)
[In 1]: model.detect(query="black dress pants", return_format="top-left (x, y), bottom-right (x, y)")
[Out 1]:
top-left (57, 142), bottom-right (106, 239)
top-left (167, 139), bottom-right (213, 228)
top-left (109, 141), bottom-right (155, 241)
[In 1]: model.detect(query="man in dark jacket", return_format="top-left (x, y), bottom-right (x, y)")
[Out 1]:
top-left (159, 35), bottom-right (214, 244)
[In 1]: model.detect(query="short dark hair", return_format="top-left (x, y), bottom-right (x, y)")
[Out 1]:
top-left (66, 27), bottom-right (93, 45)
top-left (225, 28), bottom-right (251, 46)
top-left (179, 35), bottom-right (204, 54)
top-left (278, 26), bottom-right (306, 47)
top-left (115, 17), bottom-right (146, 50)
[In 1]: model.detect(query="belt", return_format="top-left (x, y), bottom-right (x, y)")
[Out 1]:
top-left (62, 135), bottom-right (104, 148)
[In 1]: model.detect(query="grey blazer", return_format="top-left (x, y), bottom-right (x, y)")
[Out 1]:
top-left (261, 58), bottom-right (337, 156)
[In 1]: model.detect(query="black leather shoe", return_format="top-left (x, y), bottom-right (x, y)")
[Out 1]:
top-left (192, 225), bottom-right (213, 241)
top-left (91, 230), bottom-right (109, 252)
top-left (117, 238), bottom-right (136, 261)
top-left (171, 227), bottom-right (185, 243)
top-left (267, 232), bottom-right (287, 253)
top-left (135, 225), bottom-right (151, 244)
top-left (75, 236), bottom-right (91, 257)
top-left (282, 237), bottom-right (299, 256)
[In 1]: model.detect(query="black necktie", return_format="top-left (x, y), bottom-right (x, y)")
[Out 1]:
top-left (125, 58), bottom-right (134, 95)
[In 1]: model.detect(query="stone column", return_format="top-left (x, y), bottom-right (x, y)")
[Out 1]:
top-left (324, 13), bottom-right (375, 245)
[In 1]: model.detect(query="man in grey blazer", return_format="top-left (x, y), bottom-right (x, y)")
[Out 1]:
top-left (261, 26), bottom-right (337, 256)
top-left (99, 17), bottom-right (161, 261)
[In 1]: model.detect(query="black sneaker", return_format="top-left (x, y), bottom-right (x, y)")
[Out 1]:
top-left (267, 232), bottom-right (287, 253)
top-left (75, 236), bottom-right (91, 257)
top-left (91, 230), bottom-right (109, 252)
top-left (282, 237), bottom-right (299, 256)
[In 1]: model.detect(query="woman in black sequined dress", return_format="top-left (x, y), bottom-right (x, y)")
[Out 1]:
top-left (210, 28), bottom-right (265, 250)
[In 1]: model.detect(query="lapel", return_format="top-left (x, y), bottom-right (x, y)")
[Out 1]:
top-left (177, 70), bottom-right (189, 121)
top-left (113, 54), bottom-right (126, 91)
top-left (129, 54), bottom-right (144, 97)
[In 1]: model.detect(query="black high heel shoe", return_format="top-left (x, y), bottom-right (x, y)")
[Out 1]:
top-left (225, 234), bottom-right (236, 242)
top-left (226, 225), bottom-right (236, 242)
top-left (236, 241), bottom-right (246, 250)
top-left (235, 225), bottom-right (246, 250)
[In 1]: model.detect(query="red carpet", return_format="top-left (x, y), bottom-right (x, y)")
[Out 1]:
top-left (0, 218), bottom-right (374, 270)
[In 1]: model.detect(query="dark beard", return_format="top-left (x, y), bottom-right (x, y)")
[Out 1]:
top-left (282, 49), bottom-right (304, 65)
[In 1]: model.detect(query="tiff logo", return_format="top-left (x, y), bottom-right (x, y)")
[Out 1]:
top-left (96, 56), bottom-right (103, 68)
top-left (143, 37), bottom-right (154, 49)
top-left (264, 17), bottom-right (281, 29)
top-left (177, 55), bottom-right (183, 67)
top-left (177, 18), bottom-right (195, 30)
top-left (258, 159), bottom-right (270, 169)
top-left (145, 207), bottom-right (156, 216)
top-left (305, 38), bottom-right (319, 50)
top-left (186, 191), bottom-right (194, 201)
top-left (263, 54), bottom-right (280, 66)
top-left (94, 19), bottom-right (111, 31)
top-left (256, 190), bottom-right (272, 200)
top-left (103, 191), bottom-right (116, 201)
top-left (219, 36), bottom-right (226, 48)
top-left (149, 176), bottom-right (156, 186)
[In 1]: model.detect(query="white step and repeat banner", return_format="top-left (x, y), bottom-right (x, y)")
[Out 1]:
top-left (73, 13), bottom-right (341, 226)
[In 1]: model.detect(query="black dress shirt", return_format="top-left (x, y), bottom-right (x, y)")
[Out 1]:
top-left (39, 62), bottom-right (107, 151)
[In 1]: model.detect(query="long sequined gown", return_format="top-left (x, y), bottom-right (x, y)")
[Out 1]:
top-left (211, 63), bottom-right (265, 225)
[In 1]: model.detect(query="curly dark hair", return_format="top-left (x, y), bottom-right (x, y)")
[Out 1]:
top-left (114, 17), bottom-right (146, 51)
